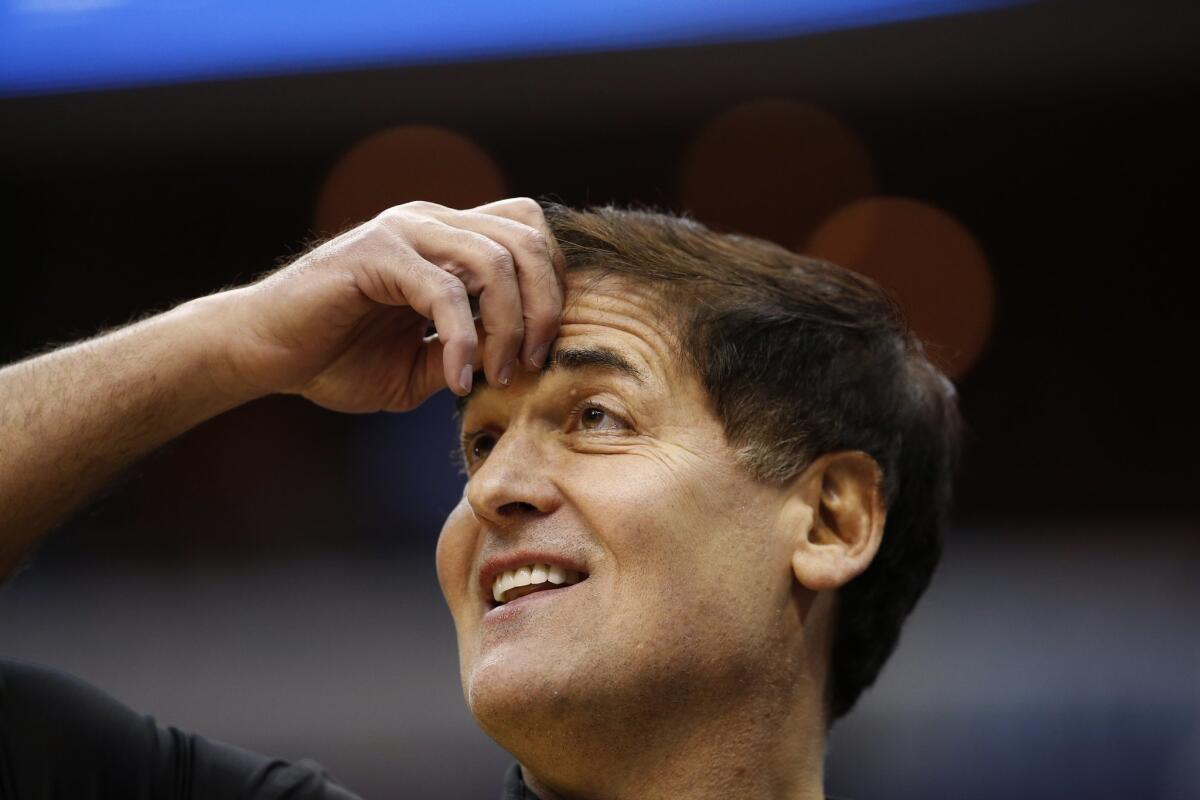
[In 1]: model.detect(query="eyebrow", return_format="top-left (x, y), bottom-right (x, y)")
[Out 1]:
top-left (454, 344), bottom-right (646, 417)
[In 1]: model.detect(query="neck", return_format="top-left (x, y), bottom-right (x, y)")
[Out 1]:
top-left (514, 665), bottom-right (828, 800)
top-left (491, 585), bottom-right (836, 800)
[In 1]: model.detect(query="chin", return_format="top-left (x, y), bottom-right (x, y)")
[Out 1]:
top-left (463, 646), bottom-right (587, 744)
top-left (465, 647), bottom-right (564, 724)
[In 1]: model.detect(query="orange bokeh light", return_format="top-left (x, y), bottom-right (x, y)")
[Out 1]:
top-left (804, 197), bottom-right (995, 379)
top-left (680, 99), bottom-right (876, 246)
top-left (315, 125), bottom-right (506, 234)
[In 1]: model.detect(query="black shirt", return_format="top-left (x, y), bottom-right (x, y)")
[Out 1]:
top-left (0, 657), bottom-right (359, 799)
top-left (1, 658), bottom-right (832, 800)
top-left (0, 658), bottom-right (542, 799)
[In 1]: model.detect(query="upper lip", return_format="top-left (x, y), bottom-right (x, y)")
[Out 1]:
top-left (478, 550), bottom-right (590, 605)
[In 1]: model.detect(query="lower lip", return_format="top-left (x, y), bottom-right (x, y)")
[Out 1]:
top-left (483, 581), bottom-right (584, 621)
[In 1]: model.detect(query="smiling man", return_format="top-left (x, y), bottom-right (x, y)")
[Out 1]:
top-left (0, 199), bottom-right (960, 799)
top-left (439, 206), bottom-right (961, 799)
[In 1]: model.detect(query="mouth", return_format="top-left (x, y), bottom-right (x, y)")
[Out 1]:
top-left (484, 562), bottom-right (589, 611)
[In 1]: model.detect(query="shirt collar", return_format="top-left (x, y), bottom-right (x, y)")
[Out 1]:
top-left (500, 762), bottom-right (843, 799)
top-left (501, 762), bottom-right (540, 800)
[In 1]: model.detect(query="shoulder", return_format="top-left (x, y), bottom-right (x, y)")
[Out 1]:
top-left (0, 656), bottom-right (160, 760)
top-left (0, 657), bottom-right (161, 797)
top-left (0, 658), bottom-right (362, 800)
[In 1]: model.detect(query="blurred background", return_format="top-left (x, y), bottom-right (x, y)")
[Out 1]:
top-left (2, 0), bottom-right (1198, 797)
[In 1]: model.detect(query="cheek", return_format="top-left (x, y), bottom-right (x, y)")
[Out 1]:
top-left (435, 496), bottom-right (477, 613)
top-left (581, 455), bottom-right (781, 647)
top-left (583, 457), bottom-right (726, 602)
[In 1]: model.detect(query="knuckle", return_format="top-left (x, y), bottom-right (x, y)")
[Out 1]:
top-left (484, 243), bottom-right (516, 277)
top-left (521, 228), bottom-right (549, 254)
top-left (412, 215), bottom-right (444, 235)
top-left (357, 221), bottom-right (395, 251)
top-left (439, 257), bottom-right (468, 279)
top-left (374, 211), bottom-right (421, 240)
top-left (509, 197), bottom-right (543, 219)
top-left (433, 270), bottom-right (467, 300)
top-left (374, 206), bottom-right (407, 225)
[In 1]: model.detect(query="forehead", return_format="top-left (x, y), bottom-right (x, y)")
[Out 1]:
top-left (557, 272), bottom-right (681, 374)
top-left (457, 272), bottom-right (683, 416)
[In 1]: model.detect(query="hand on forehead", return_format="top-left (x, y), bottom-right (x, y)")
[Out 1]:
top-left (457, 272), bottom-right (679, 416)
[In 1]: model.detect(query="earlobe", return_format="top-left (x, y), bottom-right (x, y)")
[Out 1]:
top-left (789, 451), bottom-right (886, 593)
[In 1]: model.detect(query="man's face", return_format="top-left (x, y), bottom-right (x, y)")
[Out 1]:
top-left (436, 273), bottom-right (802, 746)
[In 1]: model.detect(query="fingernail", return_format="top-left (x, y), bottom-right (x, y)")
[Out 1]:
top-left (529, 341), bottom-right (551, 369)
top-left (497, 360), bottom-right (515, 387)
top-left (459, 365), bottom-right (474, 394)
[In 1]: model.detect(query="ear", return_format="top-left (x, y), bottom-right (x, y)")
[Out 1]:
top-left (787, 451), bottom-right (887, 592)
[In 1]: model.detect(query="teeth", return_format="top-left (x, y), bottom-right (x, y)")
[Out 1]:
top-left (491, 563), bottom-right (584, 604)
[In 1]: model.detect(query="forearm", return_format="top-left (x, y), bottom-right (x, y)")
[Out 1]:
top-left (0, 294), bottom-right (252, 576)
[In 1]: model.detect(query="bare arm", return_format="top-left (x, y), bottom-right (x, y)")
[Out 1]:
top-left (0, 299), bottom-right (247, 574)
top-left (0, 198), bottom-right (564, 577)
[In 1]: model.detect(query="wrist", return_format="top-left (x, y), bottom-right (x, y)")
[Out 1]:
top-left (167, 289), bottom-right (271, 411)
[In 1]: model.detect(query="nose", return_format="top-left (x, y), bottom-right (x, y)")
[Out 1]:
top-left (465, 425), bottom-right (562, 528)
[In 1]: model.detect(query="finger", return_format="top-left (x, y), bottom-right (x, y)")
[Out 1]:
top-left (379, 248), bottom-right (478, 396)
top-left (409, 320), bottom-right (487, 409)
top-left (471, 197), bottom-right (566, 304)
top-left (451, 206), bottom-right (561, 369)
top-left (435, 207), bottom-right (563, 371)
top-left (409, 224), bottom-right (526, 388)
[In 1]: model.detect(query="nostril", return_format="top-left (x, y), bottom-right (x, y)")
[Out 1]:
top-left (497, 501), bottom-right (538, 516)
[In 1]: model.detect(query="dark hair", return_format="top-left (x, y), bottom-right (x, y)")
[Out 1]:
top-left (542, 202), bottom-right (963, 727)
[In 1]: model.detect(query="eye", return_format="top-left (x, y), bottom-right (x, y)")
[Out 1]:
top-left (574, 402), bottom-right (628, 433)
top-left (469, 433), bottom-right (496, 463)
